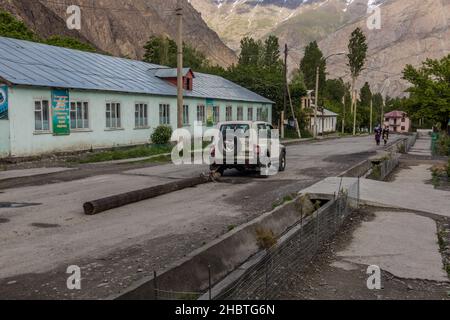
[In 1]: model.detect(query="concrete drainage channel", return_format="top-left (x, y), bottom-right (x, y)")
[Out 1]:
top-left (106, 134), bottom-right (417, 300)
top-left (113, 190), bottom-right (359, 300)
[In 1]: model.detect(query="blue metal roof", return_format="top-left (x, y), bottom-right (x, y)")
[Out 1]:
top-left (0, 37), bottom-right (273, 104)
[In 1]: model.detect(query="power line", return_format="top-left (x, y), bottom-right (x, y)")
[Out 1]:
top-left (37, 0), bottom-right (176, 14)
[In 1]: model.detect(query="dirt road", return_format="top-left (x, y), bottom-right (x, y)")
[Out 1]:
top-left (0, 135), bottom-right (399, 299)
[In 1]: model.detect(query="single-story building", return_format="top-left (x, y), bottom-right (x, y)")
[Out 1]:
top-left (0, 36), bottom-right (273, 158)
top-left (384, 111), bottom-right (410, 133)
top-left (306, 108), bottom-right (338, 134)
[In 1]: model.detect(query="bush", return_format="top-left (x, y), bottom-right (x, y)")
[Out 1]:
top-left (255, 227), bottom-right (277, 250)
top-left (436, 132), bottom-right (450, 156)
top-left (151, 125), bottom-right (173, 145)
top-left (447, 159), bottom-right (450, 178)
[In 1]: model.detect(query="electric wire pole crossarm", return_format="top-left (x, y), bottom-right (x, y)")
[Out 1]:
top-left (313, 52), bottom-right (346, 138)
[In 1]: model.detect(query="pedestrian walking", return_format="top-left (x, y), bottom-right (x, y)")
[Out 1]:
top-left (374, 125), bottom-right (382, 146)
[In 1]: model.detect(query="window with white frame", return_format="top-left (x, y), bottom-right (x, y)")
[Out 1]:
top-left (237, 106), bottom-right (244, 121)
top-left (213, 106), bottom-right (220, 124)
top-left (106, 102), bottom-right (121, 128)
top-left (197, 105), bottom-right (205, 124)
top-left (135, 103), bottom-right (148, 128)
top-left (257, 108), bottom-right (263, 121)
top-left (226, 106), bottom-right (232, 121)
top-left (159, 104), bottom-right (170, 125)
top-left (183, 105), bottom-right (189, 125)
top-left (70, 101), bottom-right (89, 129)
top-left (34, 99), bottom-right (50, 131)
top-left (247, 107), bottom-right (253, 121)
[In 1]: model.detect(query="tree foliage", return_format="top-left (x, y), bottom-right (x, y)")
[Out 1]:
top-left (402, 54), bottom-right (450, 129)
top-left (143, 35), bottom-right (211, 71)
top-left (44, 35), bottom-right (96, 52)
top-left (0, 10), bottom-right (36, 41)
top-left (300, 41), bottom-right (325, 92)
top-left (0, 9), bottom-right (95, 52)
top-left (347, 28), bottom-right (368, 80)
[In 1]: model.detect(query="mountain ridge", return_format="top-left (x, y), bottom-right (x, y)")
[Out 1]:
top-left (0, 0), bottom-right (237, 67)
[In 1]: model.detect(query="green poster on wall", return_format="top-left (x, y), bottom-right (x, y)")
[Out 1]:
top-left (206, 98), bottom-right (214, 127)
top-left (0, 85), bottom-right (8, 120)
top-left (52, 89), bottom-right (70, 136)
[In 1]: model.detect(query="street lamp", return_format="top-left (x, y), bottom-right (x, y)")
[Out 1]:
top-left (313, 52), bottom-right (346, 138)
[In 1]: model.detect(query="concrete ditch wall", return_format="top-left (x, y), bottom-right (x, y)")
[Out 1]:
top-left (340, 134), bottom-right (418, 180)
top-left (213, 194), bottom-right (355, 300)
top-left (114, 193), bottom-right (317, 300)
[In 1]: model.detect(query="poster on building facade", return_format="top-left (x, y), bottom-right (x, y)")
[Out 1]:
top-left (206, 98), bottom-right (214, 127)
top-left (51, 89), bottom-right (70, 136)
top-left (0, 85), bottom-right (8, 120)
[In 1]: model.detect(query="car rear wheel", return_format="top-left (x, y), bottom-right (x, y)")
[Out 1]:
top-left (279, 152), bottom-right (286, 172)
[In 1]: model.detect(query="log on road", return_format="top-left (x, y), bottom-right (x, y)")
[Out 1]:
top-left (83, 174), bottom-right (213, 215)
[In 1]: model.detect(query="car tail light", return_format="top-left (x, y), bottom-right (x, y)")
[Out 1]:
top-left (210, 146), bottom-right (216, 158)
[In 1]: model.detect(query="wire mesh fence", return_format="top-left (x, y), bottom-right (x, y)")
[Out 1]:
top-left (215, 178), bottom-right (360, 300)
top-left (149, 178), bottom-right (360, 301)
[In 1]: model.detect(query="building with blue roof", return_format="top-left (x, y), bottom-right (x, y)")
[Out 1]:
top-left (0, 36), bottom-right (273, 158)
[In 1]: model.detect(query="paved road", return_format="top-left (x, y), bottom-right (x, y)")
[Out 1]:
top-left (0, 135), bottom-right (399, 299)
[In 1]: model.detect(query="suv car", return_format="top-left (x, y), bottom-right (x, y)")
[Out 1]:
top-left (209, 121), bottom-right (286, 176)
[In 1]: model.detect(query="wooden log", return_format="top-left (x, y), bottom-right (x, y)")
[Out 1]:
top-left (83, 175), bottom-right (213, 215)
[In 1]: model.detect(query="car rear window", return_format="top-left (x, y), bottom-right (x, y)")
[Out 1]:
top-left (220, 124), bottom-right (250, 135)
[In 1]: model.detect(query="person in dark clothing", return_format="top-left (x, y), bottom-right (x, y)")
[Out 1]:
top-left (382, 126), bottom-right (390, 146)
top-left (374, 125), bottom-right (382, 146)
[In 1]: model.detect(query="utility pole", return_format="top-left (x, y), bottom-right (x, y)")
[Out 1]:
top-left (314, 66), bottom-right (319, 138)
top-left (176, 0), bottom-right (183, 129)
top-left (369, 99), bottom-right (373, 133)
top-left (283, 44), bottom-right (288, 139)
top-left (353, 89), bottom-right (357, 135)
top-left (342, 94), bottom-right (345, 135)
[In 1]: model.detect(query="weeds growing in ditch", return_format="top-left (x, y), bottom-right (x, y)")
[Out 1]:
top-left (272, 193), bottom-right (296, 209)
top-left (255, 227), bottom-right (277, 250)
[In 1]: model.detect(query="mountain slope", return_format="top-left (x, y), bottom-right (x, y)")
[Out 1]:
top-left (318, 0), bottom-right (450, 97)
top-left (0, 0), bottom-right (237, 67)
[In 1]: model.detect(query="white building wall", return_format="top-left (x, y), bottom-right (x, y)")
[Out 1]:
top-left (7, 86), bottom-right (272, 157)
top-left (0, 120), bottom-right (10, 157)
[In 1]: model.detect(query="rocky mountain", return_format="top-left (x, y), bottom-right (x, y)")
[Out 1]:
top-left (192, 0), bottom-right (450, 97)
top-left (319, 0), bottom-right (450, 97)
top-left (190, 0), bottom-right (361, 51)
top-left (0, 0), bottom-right (237, 67)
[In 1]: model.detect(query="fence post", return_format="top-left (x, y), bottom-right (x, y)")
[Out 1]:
top-left (153, 270), bottom-right (158, 301)
top-left (357, 176), bottom-right (360, 209)
top-left (264, 257), bottom-right (268, 300)
top-left (208, 265), bottom-right (212, 300)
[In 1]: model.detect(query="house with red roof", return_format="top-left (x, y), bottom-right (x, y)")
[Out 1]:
top-left (384, 111), bottom-right (411, 133)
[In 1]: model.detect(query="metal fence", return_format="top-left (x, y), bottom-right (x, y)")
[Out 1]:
top-left (214, 178), bottom-right (360, 300)
top-left (148, 178), bottom-right (360, 301)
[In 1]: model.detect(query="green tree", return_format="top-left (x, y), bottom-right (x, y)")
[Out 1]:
top-left (372, 92), bottom-right (384, 126)
top-left (347, 27), bottom-right (368, 134)
top-left (143, 36), bottom-right (177, 66)
top-left (359, 82), bottom-right (372, 129)
top-left (0, 10), bottom-right (96, 53)
top-left (300, 41), bottom-right (325, 92)
top-left (44, 36), bottom-right (96, 52)
top-left (239, 37), bottom-right (263, 66)
top-left (402, 54), bottom-right (450, 130)
top-left (0, 10), bottom-right (36, 41)
top-left (263, 35), bottom-right (281, 67)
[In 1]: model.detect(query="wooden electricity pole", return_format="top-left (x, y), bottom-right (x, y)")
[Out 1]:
top-left (176, 0), bottom-right (184, 129)
top-left (342, 94), bottom-right (346, 135)
top-left (370, 99), bottom-right (373, 133)
top-left (314, 66), bottom-right (319, 138)
top-left (283, 44), bottom-right (288, 139)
